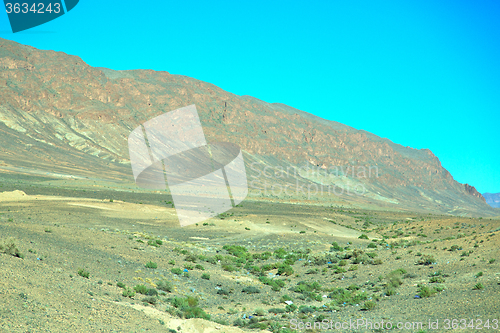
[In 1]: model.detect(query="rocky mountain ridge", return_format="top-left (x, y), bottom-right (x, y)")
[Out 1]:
top-left (0, 37), bottom-right (496, 216)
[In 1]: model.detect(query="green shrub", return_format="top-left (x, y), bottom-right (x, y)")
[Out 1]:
top-left (418, 286), bottom-right (436, 298)
top-left (358, 234), bottom-right (369, 240)
top-left (0, 238), bottom-right (24, 258)
top-left (134, 284), bottom-right (149, 294)
top-left (122, 287), bottom-right (136, 298)
top-left (242, 286), bottom-right (260, 294)
top-left (285, 304), bottom-right (297, 312)
top-left (171, 268), bottom-right (182, 275)
top-left (475, 272), bottom-right (483, 278)
top-left (429, 276), bottom-right (445, 283)
top-left (170, 296), bottom-right (210, 320)
top-left (117, 282), bottom-right (126, 289)
top-left (330, 242), bottom-right (343, 252)
top-left (157, 280), bottom-right (172, 292)
top-left (201, 273), bottom-right (210, 280)
top-left (489, 259), bottom-right (496, 264)
top-left (168, 260), bottom-right (175, 265)
top-left (145, 261), bottom-right (158, 269)
top-left (417, 255), bottom-right (435, 265)
top-left (473, 282), bottom-right (484, 290)
top-left (222, 264), bottom-right (236, 272)
top-left (195, 264), bottom-right (205, 270)
top-left (78, 269), bottom-right (90, 279)
top-left (277, 263), bottom-right (294, 276)
top-left (362, 301), bottom-right (376, 310)
top-left (268, 308), bottom-right (285, 314)
top-left (367, 243), bottom-right (377, 248)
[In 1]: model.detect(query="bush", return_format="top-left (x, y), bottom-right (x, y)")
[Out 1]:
top-left (217, 288), bottom-right (230, 296)
top-left (417, 286), bottom-right (436, 298)
top-left (268, 308), bottom-right (286, 314)
top-left (254, 308), bottom-right (265, 316)
top-left (417, 255), bottom-right (435, 265)
top-left (201, 273), bottom-right (210, 280)
top-left (195, 264), bottom-right (205, 270)
top-left (122, 287), bottom-right (136, 298)
top-left (117, 282), bottom-right (126, 289)
top-left (285, 304), bottom-right (297, 312)
top-left (242, 286), bottom-right (260, 294)
top-left (277, 264), bottom-right (294, 276)
top-left (473, 282), bottom-right (484, 290)
top-left (358, 234), bottom-right (369, 240)
top-left (157, 280), bottom-right (173, 292)
top-left (171, 268), bottom-right (182, 275)
top-left (145, 261), bottom-right (158, 269)
top-left (367, 243), bottom-right (377, 248)
top-left (362, 301), bottom-right (376, 310)
top-left (171, 296), bottom-right (210, 320)
top-left (429, 276), bottom-right (445, 283)
top-left (0, 238), bottom-right (24, 258)
top-left (78, 269), bottom-right (90, 279)
top-left (142, 296), bottom-right (157, 305)
top-left (222, 264), bottom-right (236, 272)
top-left (134, 284), bottom-right (149, 294)
top-left (330, 241), bottom-right (343, 252)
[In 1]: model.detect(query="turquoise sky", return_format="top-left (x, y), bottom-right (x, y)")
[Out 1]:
top-left (1, 0), bottom-right (499, 193)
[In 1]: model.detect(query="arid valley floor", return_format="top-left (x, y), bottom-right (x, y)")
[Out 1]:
top-left (0, 172), bottom-right (499, 333)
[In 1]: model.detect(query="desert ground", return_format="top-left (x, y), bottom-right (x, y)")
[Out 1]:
top-left (0, 172), bottom-right (499, 333)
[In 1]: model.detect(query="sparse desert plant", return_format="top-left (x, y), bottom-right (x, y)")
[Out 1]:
top-left (277, 263), bottom-right (294, 276)
top-left (285, 304), bottom-right (297, 312)
top-left (134, 284), bottom-right (149, 294)
top-left (489, 259), bottom-right (496, 264)
top-left (184, 264), bottom-right (194, 270)
top-left (362, 301), bottom-right (376, 310)
top-left (122, 287), bottom-right (136, 298)
top-left (142, 296), bottom-right (157, 305)
top-left (145, 261), bottom-right (158, 269)
top-left (429, 276), bottom-right (445, 283)
top-left (358, 234), bottom-right (369, 240)
top-left (171, 268), bottom-right (182, 275)
top-left (330, 241), bottom-right (343, 252)
top-left (170, 296), bottom-right (210, 320)
top-left (417, 286), bottom-right (436, 298)
top-left (117, 282), bottom-right (126, 289)
top-left (195, 264), bottom-right (205, 270)
top-left (242, 286), bottom-right (260, 294)
top-left (417, 255), bottom-right (435, 265)
top-left (168, 260), bottom-right (175, 265)
top-left (201, 273), bottom-right (210, 280)
top-left (78, 269), bottom-right (90, 278)
top-left (0, 238), bottom-right (24, 258)
top-left (254, 308), bottom-right (265, 316)
top-left (473, 282), bottom-right (484, 290)
top-left (157, 280), bottom-right (173, 292)
top-left (475, 272), bottom-right (483, 278)
top-left (222, 264), bottom-right (236, 272)
top-left (367, 243), bottom-right (377, 248)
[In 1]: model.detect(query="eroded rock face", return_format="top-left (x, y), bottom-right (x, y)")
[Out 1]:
top-left (464, 184), bottom-right (486, 202)
top-left (0, 38), bottom-right (495, 215)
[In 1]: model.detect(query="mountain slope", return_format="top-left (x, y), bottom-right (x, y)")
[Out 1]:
top-left (0, 38), bottom-right (495, 216)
